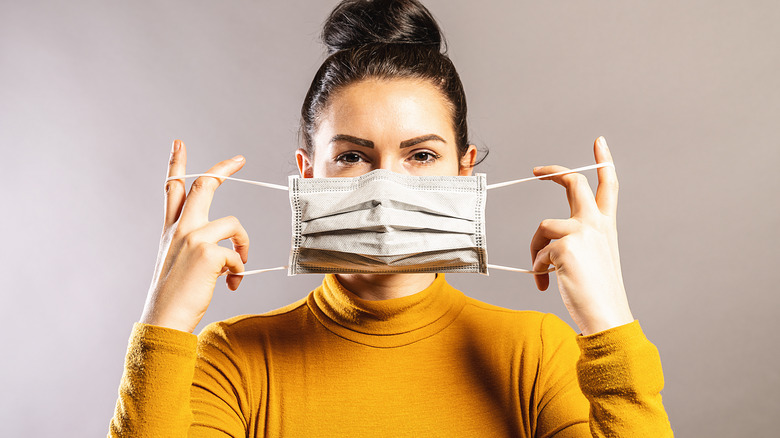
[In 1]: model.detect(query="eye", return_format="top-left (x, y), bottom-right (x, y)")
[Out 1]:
top-left (410, 150), bottom-right (440, 164)
top-left (336, 152), bottom-right (364, 164)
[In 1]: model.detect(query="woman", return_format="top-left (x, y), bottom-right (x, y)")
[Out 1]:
top-left (110, 0), bottom-right (672, 436)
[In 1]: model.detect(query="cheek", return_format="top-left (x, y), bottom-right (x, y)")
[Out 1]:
top-left (308, 141), bottom-right (339, 177)
top-left (311, 152), bottom-right (366, 178)
top-left (444, 154), bottom-right (464, 175)
top-left (440, 146), bottom-right (464, 175)
top-left (311, 156), bottom-right (335, 178)
top-left (406, 152), bottom-right (461, 177)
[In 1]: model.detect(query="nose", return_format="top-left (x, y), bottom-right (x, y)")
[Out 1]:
top-left (374, 156), bottom-right (407, 174)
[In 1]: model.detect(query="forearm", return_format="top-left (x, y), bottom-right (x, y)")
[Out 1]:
top-left (576, 321), bottom-right (673, 437)
top-left (108, 323), bottom-right (198, 437)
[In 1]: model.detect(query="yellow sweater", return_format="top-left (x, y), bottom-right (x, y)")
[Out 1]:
top-left (109, 274), bottom-right (672, 437)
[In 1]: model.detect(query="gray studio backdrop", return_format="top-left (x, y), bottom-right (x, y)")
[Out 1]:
top-left (1, 0), bottom-right (778, 436)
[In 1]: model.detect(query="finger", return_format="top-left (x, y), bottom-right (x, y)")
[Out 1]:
top-left (529, 219), bottom-right (572, 269)
top-left (214, 246), bottom-right (245, 291)
top-left (178, 155), bottom-right (245, 229)
top-left (189, 216), bottom-right (250, 264)
top-left (532, 245), bottom-right (553, 291)
top-left (529, 220), bottom-right (574, 292)
top-left (533, 164), bottom-right (599, 218)
top-left (164, 140), bottom-right (188, 227)
top-left (530, 218), bottom-right (578, 254)
top-left (530, 229), bottom-right (551, 291)
top-left (594, 136), bottom-right (619, 217)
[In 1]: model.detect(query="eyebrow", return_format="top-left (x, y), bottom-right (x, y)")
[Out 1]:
top-left (330, 134), bottom-right (374, 148)
top-left (329, 134), bottom-right (447, 149)
top-left (400, 134), bottom-right (447, 148)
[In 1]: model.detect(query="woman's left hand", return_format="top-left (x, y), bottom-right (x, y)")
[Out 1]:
top-left (530, 136), bottom-right (634, 335)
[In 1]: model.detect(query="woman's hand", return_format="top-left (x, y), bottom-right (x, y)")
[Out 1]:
top-left (139, 140), bottom-right (249, 333)
top-left (530, 136), bottom-right (633, 335)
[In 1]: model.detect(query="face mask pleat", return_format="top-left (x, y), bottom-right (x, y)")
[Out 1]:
top-left (292, 248), bottom-right (485, 274)
top-left (294, 174), bottom-right (482, 222)
top-left (300, 229), bottom-right (478, 255)
top-left (300, 206), bottom-right (476, 235)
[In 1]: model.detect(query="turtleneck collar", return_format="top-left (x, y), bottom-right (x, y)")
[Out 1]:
top-left (307, 274), bottom-right (466, 348)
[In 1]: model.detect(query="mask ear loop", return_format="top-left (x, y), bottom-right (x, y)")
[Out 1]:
top-left (486, 264), bottom-right (555, 274)
top-left (485, 162), bottom-right (614, 190)
top-left (219, 266), bottom-right (287, 277)
top-left (484, 162), bottom-right (615, 275)
top-left (165, 173), bottom-right (288, 191)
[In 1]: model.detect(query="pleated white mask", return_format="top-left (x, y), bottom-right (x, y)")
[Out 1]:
top-left (289, 169), bottom-right (487, 275)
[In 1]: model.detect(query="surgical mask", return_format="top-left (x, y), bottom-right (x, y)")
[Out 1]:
top-left (167, 162), bottom-right (613, 276)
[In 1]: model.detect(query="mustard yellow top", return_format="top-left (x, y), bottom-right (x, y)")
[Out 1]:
top-left (109, 274), bottom-right (673, 437)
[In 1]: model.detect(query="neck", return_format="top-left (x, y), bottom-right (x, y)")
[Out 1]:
top-left (335, 273), bottom-right (437, 301)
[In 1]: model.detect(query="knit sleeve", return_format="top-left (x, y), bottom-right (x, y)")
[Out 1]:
top-left (107, 322), bottom-right (250, 437)
top-left (576, 320), bottom-right (673, 437)
top-left (108, 323), bottom-right (198, 437)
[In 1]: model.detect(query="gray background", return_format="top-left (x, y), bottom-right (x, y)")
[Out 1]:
top-left (1, 0), bottom-right (778, 436)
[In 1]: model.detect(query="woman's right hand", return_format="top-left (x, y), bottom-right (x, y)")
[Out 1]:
top-left (139, 139), bottom-right (249, 333)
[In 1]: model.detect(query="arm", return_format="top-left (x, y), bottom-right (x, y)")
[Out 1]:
top-left (530, 137), bottom-right (632, 336)
top-left (534, 316), bottom-right (672, 438)
top-left (109, 139), bottom-right (251, 436)
top-left (108, 323), bottom-right (249, 437)
top-left (108, 324), bottom-right (197, 437)
top-left (576, 321), bottom-right (672, 437)
top-left (530, 138), bottom-right (672, 435)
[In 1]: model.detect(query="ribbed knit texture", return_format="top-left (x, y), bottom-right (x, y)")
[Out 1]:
top-left (109, 274), bottom-right (672, 437)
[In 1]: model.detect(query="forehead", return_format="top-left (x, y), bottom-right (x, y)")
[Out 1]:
top-left (317, 78), bottom-right (454, 136)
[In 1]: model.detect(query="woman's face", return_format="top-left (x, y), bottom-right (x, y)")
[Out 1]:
top-left (297, 78), bottom-right (476, 178)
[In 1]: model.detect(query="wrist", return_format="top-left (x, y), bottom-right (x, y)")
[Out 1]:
top-left (577, 309), bottom-right (634, 336)
top-left (140, 308), bottom-right (200, 334)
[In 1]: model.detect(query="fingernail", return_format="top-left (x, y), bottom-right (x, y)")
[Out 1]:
top-left (171, 140), bottom-right (180, 153)
top-left (597, 136), bottom-right (608, 149)
top-left (232, 155), bottom-right (244, 162)
top-left (533, 166), bottom-right (541, 172)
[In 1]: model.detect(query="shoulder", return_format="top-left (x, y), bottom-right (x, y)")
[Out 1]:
top-left (197, 296), bottom-right (310, 346)
top-left (462, 296), bottom-right (574, 332)
top-left (191, 297), bottom-right (312, 383)
top-left (459, 296), bottom-right (577, 346)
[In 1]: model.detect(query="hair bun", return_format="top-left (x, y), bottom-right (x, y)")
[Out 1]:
top-left (322, 0), bottom-right (444, 55)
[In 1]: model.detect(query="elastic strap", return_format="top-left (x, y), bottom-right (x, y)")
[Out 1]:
top-left (168, 163), bottom-right (613, 192)
top-left (220, 264), bottom-right (555, 276)
top-left (486, 162), bottom-right (614, 190)
top-left (219, 266), bottom-right (288, 277)
top-left (166, 173), bottom-right (288, 191)
top-left (487, 264), bottom-right (556, 275)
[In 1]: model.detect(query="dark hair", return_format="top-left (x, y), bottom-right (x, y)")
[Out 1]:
top-left (300, 0), bottom-right (484, 166)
